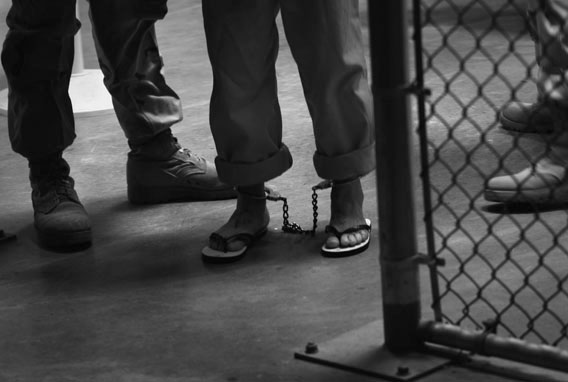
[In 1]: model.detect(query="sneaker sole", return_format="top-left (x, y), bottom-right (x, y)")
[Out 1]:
top-left (484, 187), bottom-right (568, 203)
top-left (128, 185), bottom-right (237, 204)
top-left (499, 113), bottom-right (554, 134)
top-left (36, 227), bottom-right (92, 251)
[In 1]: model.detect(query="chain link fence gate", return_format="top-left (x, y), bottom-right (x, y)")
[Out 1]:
top-left (413, 0), bottom-right (568, 371)
top-left (296, 0), bottom-right (568, 378)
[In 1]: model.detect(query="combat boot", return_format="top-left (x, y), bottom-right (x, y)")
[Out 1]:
top-left (30, 154), bottom-right (92, 249)
top-left (126, 130), bottom-right (236, 204)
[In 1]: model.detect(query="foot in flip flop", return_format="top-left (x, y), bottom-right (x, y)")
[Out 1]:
top-left (322, 218), bottom-right (372, 257)
top-left (321, 178), bottom-right (371, 257)
top-left (202, 185), bottom-right (270, 263)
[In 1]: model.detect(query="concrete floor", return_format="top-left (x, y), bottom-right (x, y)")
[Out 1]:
top-left (0, 1), bottom-right (565, 381)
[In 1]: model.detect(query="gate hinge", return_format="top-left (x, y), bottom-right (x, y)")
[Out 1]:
top-left (403, 81), bottom-right (432, 97)
top-left (415, 252), bottom-right (445, 267)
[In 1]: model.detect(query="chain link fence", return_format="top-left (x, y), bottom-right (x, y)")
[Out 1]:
top-left (416, 0), bottom-right (568, 349)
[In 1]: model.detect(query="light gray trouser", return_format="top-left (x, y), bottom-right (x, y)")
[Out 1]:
top-left (202, 0), bottom-right (375, 186)
top-left (528, 0), bottom-right (568, 105)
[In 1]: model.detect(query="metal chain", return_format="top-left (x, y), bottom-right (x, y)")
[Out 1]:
top-left (266, 180), bottom-right (332, 236)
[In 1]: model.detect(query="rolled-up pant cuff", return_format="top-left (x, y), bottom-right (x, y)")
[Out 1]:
top-left (215, 144), bottom-right (293, 186)
top-left (313, 143), bottom-right (376, 180)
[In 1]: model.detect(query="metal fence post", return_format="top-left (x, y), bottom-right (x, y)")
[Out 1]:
top-left (370, 0), bottom-right (421, 353)
top-left (294, 3), bottom-right (453, 378)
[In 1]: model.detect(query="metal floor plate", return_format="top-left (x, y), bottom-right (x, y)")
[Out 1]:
top-left (294, 321), bottom-right (451, 381)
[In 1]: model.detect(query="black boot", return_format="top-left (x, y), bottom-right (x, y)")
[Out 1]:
top-left (126, 130), bottom-right (236, 204)
top-left (29, 153), bottom-right (92, 250)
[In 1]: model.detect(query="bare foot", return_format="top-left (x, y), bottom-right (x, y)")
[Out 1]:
top-left (324, 178), bottom-right (369, 250)
top-left (209, 184), bottom-right (270, 252)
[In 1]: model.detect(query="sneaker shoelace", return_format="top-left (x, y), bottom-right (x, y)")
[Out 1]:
top-left (167, 148), bottom-right (207, 177)
top-left (179, 148), bottom-right (205, 162)
top-left (170, 135), bottom-right (207, 166)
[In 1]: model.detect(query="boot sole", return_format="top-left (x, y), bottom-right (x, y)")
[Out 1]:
top-left (36, 227), bottom-right (92, 251)
top-left (128, 185), bottom-right (237, 204)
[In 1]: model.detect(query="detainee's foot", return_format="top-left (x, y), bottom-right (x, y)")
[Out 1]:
top-left (484, 158), bottom-right (568, 203)
top-left (322, 178), bottom-right (371, 257)
top-left (499, 101), bottom-right (554, 134)
top-left (202, 185), bottom-right (270, 263)
top-left (127, 131), bottom-right (236, 203)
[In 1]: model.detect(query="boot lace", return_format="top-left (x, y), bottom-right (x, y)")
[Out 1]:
top-left (54, 177), bottom-right (77, 201)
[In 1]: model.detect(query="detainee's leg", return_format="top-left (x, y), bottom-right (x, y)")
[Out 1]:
top-left (499, 3), bottom-right (556, 134)
top-left (2, 0), bottom-right (91, 249)
top-left (201, 0), bottom-right (292, 261)
top-left (89, 0), bottom-right (235, 203)
top-left (281, 0), bottom-right (375, 253)
top-left (486, 0), bottom-right (568, 203)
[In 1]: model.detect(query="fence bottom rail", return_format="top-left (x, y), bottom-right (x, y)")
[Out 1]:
top-left (419, 321), bottom-right (568, 374)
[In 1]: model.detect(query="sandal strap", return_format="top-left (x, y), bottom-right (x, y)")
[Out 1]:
top-left (209, 232), bottom-right (256, 252)
top-left (324, 223), bottom-right (371, 238)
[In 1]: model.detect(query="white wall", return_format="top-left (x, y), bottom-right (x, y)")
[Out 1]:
top-left (0, 0), bottom-right (10, 89)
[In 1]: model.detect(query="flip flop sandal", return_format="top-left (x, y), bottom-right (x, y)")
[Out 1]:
top-left (321, 218), bottom-right (372, 258)
top-left (201, 227), bottom-right (268, 264)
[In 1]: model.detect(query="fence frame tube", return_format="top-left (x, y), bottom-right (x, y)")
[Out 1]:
top-left (420, 321), bottom-right (568, 373)
top-left (370, 0), bottom-right (421, 353)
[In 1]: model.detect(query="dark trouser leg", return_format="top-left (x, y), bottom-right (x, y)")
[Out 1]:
top-left (88, 0), bottom-right (236, 203)
top-left (2, 0), bottom-right (91, 249)
top-left (2, 0), bottom-right (78, 159)
top-left (88, 0), bottom-right (181, 145)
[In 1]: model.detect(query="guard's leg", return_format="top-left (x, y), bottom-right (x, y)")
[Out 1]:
top-left (89, 0), bottom-right (236, 202)
top-left (2, 0), bottom-right (91, 249)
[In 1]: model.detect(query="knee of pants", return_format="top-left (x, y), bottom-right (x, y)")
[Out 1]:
top-left (2, 28), bottom-right (77, 82)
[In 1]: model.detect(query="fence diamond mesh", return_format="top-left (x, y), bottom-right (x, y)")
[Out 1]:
top-left (416, 0), bottom-right (568, 348)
